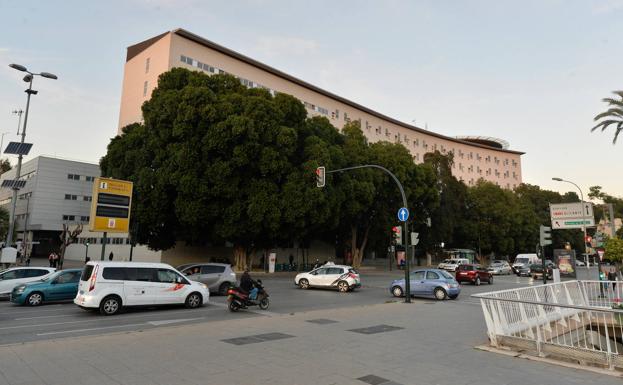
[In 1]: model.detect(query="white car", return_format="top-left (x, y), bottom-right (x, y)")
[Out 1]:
top-left (437, 258), bottom-right (469, 272)
top-left (74, 261), bottom-right (209, 315)
top-left (488, 261), bottom-right (512, 275)
top-left (294, 264), bottom-right (360, 292)
top-left (0, 267), bottom-right (56, 297)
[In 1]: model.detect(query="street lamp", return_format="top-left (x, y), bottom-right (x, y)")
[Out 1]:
top-left (85, 242), bottom-right (90, 263)
top-left (552, 177), bottom-right (589, 267)
top-left (6, 64), bottom-right (57, 248)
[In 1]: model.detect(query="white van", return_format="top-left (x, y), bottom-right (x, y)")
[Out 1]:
top-left (512, 254), bottom-right (540, 274)
top-left (74, 261), bottom-right (209, 315)
top-left (438, 258), bottom-right (470, 272)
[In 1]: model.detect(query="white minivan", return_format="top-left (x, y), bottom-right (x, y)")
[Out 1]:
top-left (512, 253), bottom-right (540, 274)
top-left (74, 261), bottom-right (209, 315)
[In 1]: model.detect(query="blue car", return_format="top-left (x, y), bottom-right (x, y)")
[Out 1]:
top-left (10, 269), bottom-right (83, 306)
top-left (389, 268), bottom-right (461, 300)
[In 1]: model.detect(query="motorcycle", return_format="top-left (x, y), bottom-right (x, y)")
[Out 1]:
top-left (227, 279), bottom-right (270, 312)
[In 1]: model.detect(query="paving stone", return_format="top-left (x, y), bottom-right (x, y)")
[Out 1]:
top-left (348, 324), bottom-right (404, 335)
top-left (357, 374), bottom-right (391, 384)
top-left (306, 318), bottom-right (339, 325)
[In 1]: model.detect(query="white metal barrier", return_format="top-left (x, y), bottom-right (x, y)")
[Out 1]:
top-left (473, 280), bottom-right (623, 370)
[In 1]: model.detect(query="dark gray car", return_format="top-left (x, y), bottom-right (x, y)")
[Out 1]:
top-left (177, 263), bottom-right (236, 295)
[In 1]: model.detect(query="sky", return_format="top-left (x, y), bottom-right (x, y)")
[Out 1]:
top-left (0, 0), bottom-right (622, 198)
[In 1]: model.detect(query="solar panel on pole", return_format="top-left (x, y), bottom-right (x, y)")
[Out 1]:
top-left (4, 142), bottom-right (33, 155)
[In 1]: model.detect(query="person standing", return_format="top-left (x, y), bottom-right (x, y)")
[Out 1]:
top-left (52, 252), bottom-right (59, 268)
top-left (608, 268), bottom-right (618, 292)
top-left (48, 252), bottom-right (55, 267)
top-left (108, 251), bottom-right (114, 261)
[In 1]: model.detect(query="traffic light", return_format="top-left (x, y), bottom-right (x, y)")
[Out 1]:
top-left (315, 166), bottom-right (325, 188)
top-left (539, 225), bottom-right (552, 246)
top-left (392, 226), bottom-right (402, 245)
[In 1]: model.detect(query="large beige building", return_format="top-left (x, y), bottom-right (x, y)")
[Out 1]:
top-left (119, 28), bottom-right (524, 188)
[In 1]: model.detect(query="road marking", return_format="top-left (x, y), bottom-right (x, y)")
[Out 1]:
top-left (36, 323), bottom-right (147, 336)
top-left (210, 302), bottom-right (279, 317)
top-left (15, 314), bottom-right (80, 321)
top-left (147, 317), bottom-right (203, 326)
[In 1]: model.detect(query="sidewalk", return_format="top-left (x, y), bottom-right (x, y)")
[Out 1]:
top-left (0, 301), bottom-right (620, 385)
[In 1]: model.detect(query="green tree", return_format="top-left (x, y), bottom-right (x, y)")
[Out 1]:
top-left (101, 68), bottom-right (340, 269)
top-left (0, 159), bottom-right (10, 175)
top-left (592, 90), bottom-right (623, 144)
top-left (0, 206), bottom-right (10, 241)
top-left (605, 238), bottom-right (623, 267)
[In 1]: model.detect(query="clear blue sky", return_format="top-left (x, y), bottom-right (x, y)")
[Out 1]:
top-left (1, 0), bottom-right (622, 198)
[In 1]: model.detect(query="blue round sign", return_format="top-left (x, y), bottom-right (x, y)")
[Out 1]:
top-left (397, 207), bottom-right (409, 222)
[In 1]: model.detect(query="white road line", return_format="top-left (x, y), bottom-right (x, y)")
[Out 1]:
top-left (36, 323), bottom-right (147, 336)
top-left (15, 314), bottom-right (79, 321)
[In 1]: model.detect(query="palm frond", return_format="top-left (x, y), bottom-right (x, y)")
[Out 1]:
top-left (601, 98), bottom-right (623, 108)
top-left (594, 108), bottom-right (623, 121)
top-left (592, 119), bottom-right (621, 132)
top-left (613, 90), bottom-right (623, 98)
top-left (615, 122), bottom-right (623, 144)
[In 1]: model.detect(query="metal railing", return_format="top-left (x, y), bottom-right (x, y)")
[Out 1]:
top-left (473, 280), bottom-right (623, 370)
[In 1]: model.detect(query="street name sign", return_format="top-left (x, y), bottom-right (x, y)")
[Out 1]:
top-left (550, 202), bottom-right (595, 229)
top-left (89, 177), bottom-right (133, 233)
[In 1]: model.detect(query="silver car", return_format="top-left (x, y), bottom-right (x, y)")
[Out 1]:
top-left (177, 263), bottom-right (236, 295)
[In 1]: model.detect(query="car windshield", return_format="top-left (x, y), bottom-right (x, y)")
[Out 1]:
top-left (516, 258), bottom-right (529, 264)
top-left (439, 271), bottom-right (454, 279)
top-left (42, 271), bottom-right (62, 282)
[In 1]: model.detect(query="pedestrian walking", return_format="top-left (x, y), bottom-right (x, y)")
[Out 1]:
top-left (52, 252), bottom-right (59, 268)
top-left (108, 251), bottom-right (114, 261)
top-left (48, 252), bottom-right (54, 267)
top-left (608, 268), bottom-right (618, 292)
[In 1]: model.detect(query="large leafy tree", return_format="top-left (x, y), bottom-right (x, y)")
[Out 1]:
top-left (592, 90), bottom-right (623, 144)
top-left (101, 68), bottom-right (339, 269)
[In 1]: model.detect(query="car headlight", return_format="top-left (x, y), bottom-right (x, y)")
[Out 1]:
top-left (199, 283), bottom-right (208, 289)
top-left (449, 283), bottom-right (459, 288)
top-left (14, 285), bottom-right (26, 294)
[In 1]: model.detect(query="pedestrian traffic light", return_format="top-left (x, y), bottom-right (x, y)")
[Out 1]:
top-left (315, 166), bottom-right (325, 188)
top-left (392, 226), bottom-right (402, 245)
top-left (539, 225), bottom-right (552, 246)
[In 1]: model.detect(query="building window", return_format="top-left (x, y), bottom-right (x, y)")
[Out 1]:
top-left (85, 176), bottom-right (95, 182)
top-left (145, 57), bottom-right (150, 73)
top-left (62, 215), bottom-right (76, 221)
top-left (80, 216), bottom-right (90, 222)
top-left (143, 81), bottom-right (148, 97)
top-left (83, 196), bottom-right (92, 202)
top-left (65, 194), bottom-right (77, 200)
top-left (67, 174), bottom-right (80, 180)
top-left (180, 55), bottom-right (187, 63)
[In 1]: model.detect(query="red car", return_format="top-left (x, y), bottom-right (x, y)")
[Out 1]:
top-left (455, 264), bottom-right (493, 285)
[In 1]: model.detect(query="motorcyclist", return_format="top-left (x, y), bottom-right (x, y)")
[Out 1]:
top-left (240, 269), bottom-right (259, 300)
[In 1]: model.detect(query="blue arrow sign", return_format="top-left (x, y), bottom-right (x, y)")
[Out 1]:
top-left (397, 207), bottom-right (409, 222)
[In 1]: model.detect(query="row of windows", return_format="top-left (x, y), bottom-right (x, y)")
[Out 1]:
top-left (454, 165), bottom-right (519, 179)
top-left (100, 267), bottom-right (186, 284)
top-left (62, 215), bottom-right (90, 222)
top-left (67, 174), bottom-right (96, 182)
top-left (64, 194), bottom-right (92, 201)
top-left (77, 237), bottom-right (132, 245)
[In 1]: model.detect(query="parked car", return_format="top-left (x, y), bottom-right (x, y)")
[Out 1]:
top-left (176, 263), bottom-right (236, 295)
top-left (456, 264), bottom-right (493, 285)
top-left (530, 262), bottom-right (554, 280)
top-left (294, 264), bottom-right (360, 292)
top-left (0, 267), bottom-right (56, 298)
top-left (437, 258), bottom-right (470, 272)
top-left (389, 269), bottom-right (460, 300)
top-left (488, 260), bottom-right (512, 275)
top-left (74, 261), bottom-right (209, 315)
top-left (10, 269), bottom-right (82, 306)
top-left (512, 253), bottom-right (540, 275)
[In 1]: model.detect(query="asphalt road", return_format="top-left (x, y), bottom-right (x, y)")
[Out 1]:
top-left (0, 271), bottom-right (539, 346)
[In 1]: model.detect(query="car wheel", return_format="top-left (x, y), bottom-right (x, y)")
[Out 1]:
top-left (488, 276), bottom-right (493, 284)
top-left (434, 287), bottom-right (447, 301)
top-left (475, 277), bottom-right (481, 286)
top-left (392, 286), bottom-right (404, 297)
top-left (218, 282), bottom-right (230, 296)
top-left (259, 297), bottom-right (270, 310)
top-left (185, 292), bottom-right (202, 309)
top-left (337, 281), bottom-right (349, 293)
top-left (26, 292), bottom-right (43, 306)
top-left (299, 278), bottom-right (309, 290)
top-left (99, 295), bottom-right (121, 316)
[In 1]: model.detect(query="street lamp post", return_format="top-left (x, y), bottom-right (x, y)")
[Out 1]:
top-left (552, 177), bottom-right (589, 267)
top-left (6, 64), bottom-right (57, 248)
top-left (85, 242), bottom-right (90, 263)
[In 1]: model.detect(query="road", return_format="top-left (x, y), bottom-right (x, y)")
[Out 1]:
top-left (0, 271), bottom-right (538, 346)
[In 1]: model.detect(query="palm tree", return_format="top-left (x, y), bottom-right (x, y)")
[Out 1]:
top-left (592, 90), bottom-right (623, 144)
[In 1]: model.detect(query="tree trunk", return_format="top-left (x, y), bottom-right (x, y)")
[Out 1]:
top-left (351, 224), bottom-right (371, 269)
top-left (233, 245), bottom-right (246, 271)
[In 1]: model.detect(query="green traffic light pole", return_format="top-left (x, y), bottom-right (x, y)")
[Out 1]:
top-left (324, 164), bottom-right (412, 303)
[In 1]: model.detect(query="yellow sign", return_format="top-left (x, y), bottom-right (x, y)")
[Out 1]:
top-left (89, 177), bottom-right (133, 233)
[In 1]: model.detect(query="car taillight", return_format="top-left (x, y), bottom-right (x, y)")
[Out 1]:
top-left (89, 265), bottom-right (98, 292)
top-left (348, 273), bottom-right (357, 279)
